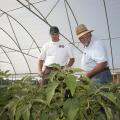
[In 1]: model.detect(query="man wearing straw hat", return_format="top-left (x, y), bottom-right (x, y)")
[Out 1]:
top-left (75, 24), bottom-right (112, 83)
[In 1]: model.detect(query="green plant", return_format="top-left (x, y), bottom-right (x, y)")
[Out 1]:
top-left (0, 65), bottom-right (120, 120)
top-left (0, 70), bottom-right (10, 80)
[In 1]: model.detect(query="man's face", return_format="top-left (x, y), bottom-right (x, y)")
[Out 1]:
top-left (79, 32), bottom-right (92, 46)
top-left (50, 33), bottom-right (59, 42)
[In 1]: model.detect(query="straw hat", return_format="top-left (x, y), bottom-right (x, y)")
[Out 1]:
top-left (75, 24), bottom-right (94, 38)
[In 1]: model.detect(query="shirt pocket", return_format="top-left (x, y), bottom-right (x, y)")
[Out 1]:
top-left (84, 54), bottom-right (95, 65)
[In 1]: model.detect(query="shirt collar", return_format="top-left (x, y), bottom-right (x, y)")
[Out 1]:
top-left (51, 40), bottom-right (61, 45)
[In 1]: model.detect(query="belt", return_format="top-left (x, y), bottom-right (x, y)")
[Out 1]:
top-left (45, 66), bottom-right (64, 69)
top-left (103, 67), bottom-right (109, 71)
top-left (44, 66), bottom-right (64, 75)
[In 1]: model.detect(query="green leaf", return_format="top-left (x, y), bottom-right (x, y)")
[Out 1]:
top-left (99, 92), bottom-right (117, 105)
top-left (49, 63), bottom-right (61, 70)
top-left (3, 99), bottom-right (18, 120)
top-left (8, 83), bottom-right (22, 90)
top-left (15, 97), bottom-right (27, 120)
top-left (40, 111), bottom-right (49, 120)
top-left (68, 67), bottom-right (84, 73)
top-left (47, 71), bottom-right (58, 82)
top-left (56, 72), bottom-right (65, 81)
top-left (65, 75), bottom-right (77, 96)
top-left (100, 102), bottom-right (113, 120)
top-left (5, 70), bottom-right (11, 77)
top-left (0, 70), bottom-right (10, 79)
top-left (63, 99), bottom-right (79, 120)
top-left (9, 101), bottom-right (19, 120)
top-left (21, 75), bottom-right (33, 82)
top-left (22, 104), bottom-right (32, 120)
top-left (15, 105), bottom-right (23, 120)
top-left (46, 81), bottom-right (59, 105)
top-left (5, 70), bottom-right (10, 74)
top-left (32, 98), bottom-right (46, 105)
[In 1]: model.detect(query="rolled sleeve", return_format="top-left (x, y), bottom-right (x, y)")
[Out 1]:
top-left (39, 45), bottom-right (47, 60)
top-left (92, 42), bottom-right (107, 63)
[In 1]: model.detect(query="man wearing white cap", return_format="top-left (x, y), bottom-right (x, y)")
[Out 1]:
top-left (75, 24), bottom-right (112, 83)
top-left (38, 26), bottom-right (75, 84)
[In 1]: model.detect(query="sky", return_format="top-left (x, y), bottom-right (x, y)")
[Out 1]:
top-left (0, 0), bottom-right (120, 74)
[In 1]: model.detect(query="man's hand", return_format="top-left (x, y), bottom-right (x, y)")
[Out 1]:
top-left (37, 59), bottom-right (44, 77)
top-left (38, 71), bottom-right (44, 77)
top-left (85, 62), bottom-right (108, 78)
top-left (85, 72), bottom-right (91, 78)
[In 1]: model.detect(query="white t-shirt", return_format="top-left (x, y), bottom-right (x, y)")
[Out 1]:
top-left (39, 41), bottom-right (74, 66)
top-left (81, 37), bottom-right (108, 72)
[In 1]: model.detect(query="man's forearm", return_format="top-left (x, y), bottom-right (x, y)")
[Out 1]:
top-left (38, 59), bottom-right (44, 72)
top-left (86, 61), bottom-right (107, 78)
top-left (66, 58), bottom-right (75, 67)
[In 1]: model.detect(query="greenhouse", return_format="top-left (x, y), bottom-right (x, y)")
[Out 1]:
top-left (0, 0), bottom-right (120, 120)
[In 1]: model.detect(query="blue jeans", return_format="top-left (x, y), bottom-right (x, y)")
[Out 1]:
top-left (91, 69), bottom-right (112, 84)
